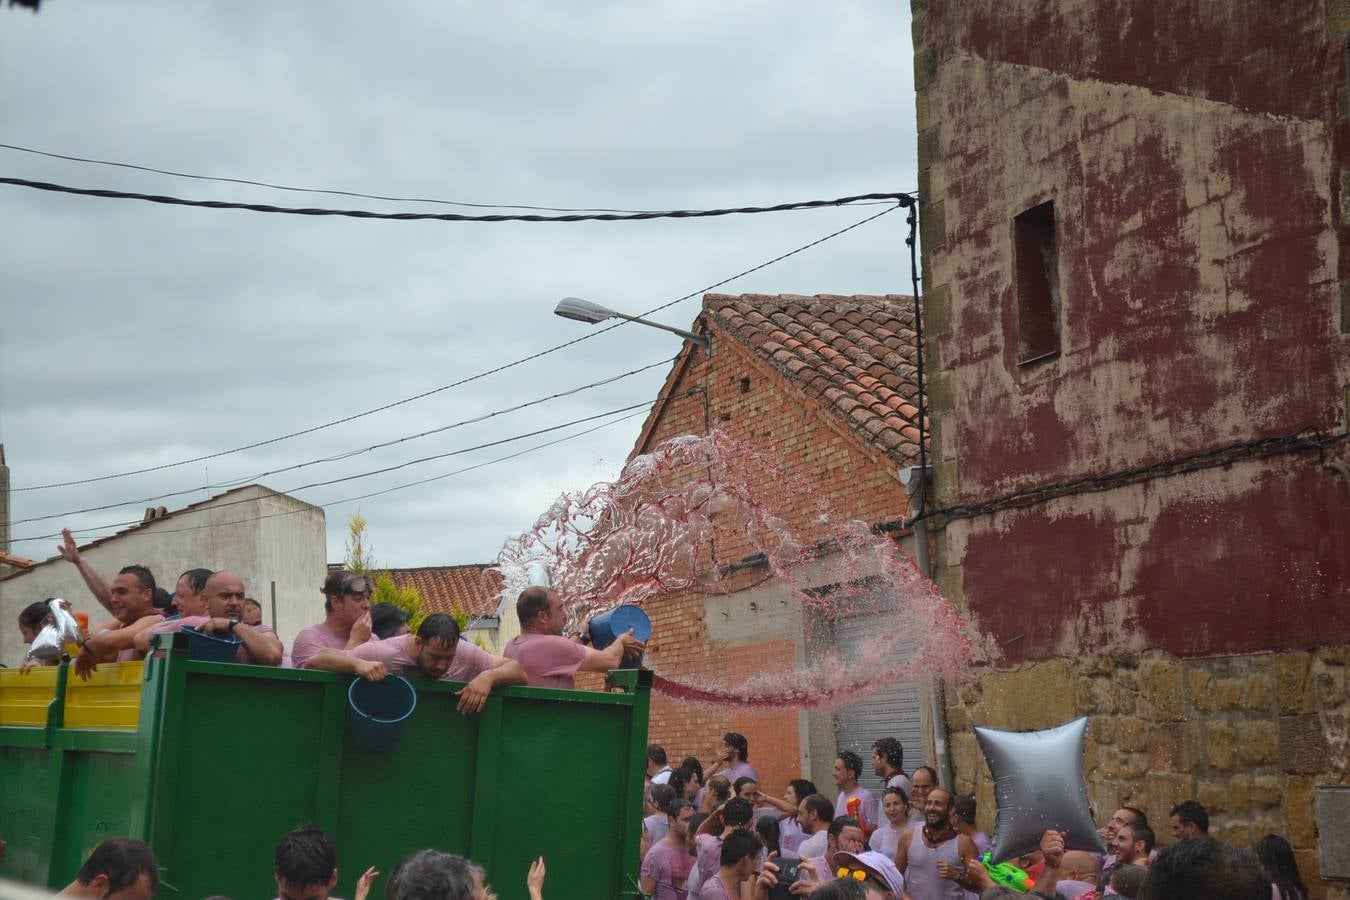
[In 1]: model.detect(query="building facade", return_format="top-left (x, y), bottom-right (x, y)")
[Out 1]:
top-left (912, 0), bottom-right (1350, 890)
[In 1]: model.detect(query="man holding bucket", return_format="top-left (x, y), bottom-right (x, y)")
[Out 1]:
top-left (504, 587), bottom-right (646, 689)
top-left (306, 612), bottom-right (527, 714)
top-left (138, 571), bottom-right (284, 666)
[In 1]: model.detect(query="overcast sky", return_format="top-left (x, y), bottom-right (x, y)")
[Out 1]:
top-left (0, 2), bottom-right (918, 569)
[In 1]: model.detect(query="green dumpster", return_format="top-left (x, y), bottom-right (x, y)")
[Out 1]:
top-left (0, 633), bottom-right (651, 900)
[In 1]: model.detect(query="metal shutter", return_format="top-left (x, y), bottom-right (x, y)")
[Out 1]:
top-left (830, 607), bottom-right (927, 796)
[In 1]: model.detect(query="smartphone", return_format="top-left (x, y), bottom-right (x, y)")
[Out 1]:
top-left (769, 858), bottom-right (802, 900)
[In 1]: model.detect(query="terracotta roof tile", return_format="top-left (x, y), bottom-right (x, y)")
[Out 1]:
top-left (384, 565), bottom-right (502, 620)
top-left (705, 293), bottom-right (926, 467)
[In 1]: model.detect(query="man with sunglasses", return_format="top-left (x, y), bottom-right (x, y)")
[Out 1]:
top-left (292, 571), bottom-right (375, 669)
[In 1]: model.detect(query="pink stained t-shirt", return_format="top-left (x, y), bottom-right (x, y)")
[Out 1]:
top-left (641, 837), bottom-right (695, 900)
top-left (837, 786), bottom-right (878, 831)
top-left (291, 623), bottom-right (356, 669)
top-left (503, 632), bottom-right (588, 688)
top-left (347, 635), bottom-right (495, 682)
top-left (697, 874), bottom-right (732, 900)
top-left (147, 616), bottom-right (280, 665)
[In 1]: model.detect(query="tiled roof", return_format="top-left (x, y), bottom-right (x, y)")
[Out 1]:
top-left (706, 293), bottom-right (925, 467)
top-left (384, 565), bottom-right (502, 620)
top-left (0, 551), bottom-right (35, 569)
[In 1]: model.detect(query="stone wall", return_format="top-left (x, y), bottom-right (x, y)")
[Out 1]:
top-left (947, 647), bottom-right (1350, 898)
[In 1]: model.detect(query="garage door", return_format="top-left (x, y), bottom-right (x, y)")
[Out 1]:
top-left (830, 603), bottom-right (928, 796)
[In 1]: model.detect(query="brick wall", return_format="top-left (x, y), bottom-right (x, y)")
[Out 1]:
top-left (627, 317), bottom-right (914, 794)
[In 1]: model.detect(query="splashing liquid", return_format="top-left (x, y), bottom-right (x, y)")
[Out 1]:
top-left (495, 431), bottom-right (971, 710)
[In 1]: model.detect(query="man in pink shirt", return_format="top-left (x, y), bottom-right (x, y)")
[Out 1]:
top-left (291, 571), bottom-right (375, 669)
top-left (640, 799), bottom-right (697, 900)
top-left (306, 613), bottom-right (526, 714)
top-left (139, 570), bottom-right (284, 666)
top-left (503, 587), bottom-right (645, 689)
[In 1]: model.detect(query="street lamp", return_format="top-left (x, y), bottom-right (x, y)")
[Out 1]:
top-left (554, 297), bottom-right (711, 354)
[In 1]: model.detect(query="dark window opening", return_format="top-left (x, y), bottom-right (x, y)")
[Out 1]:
top-left (1014, 200), bottom-right (1061, 365)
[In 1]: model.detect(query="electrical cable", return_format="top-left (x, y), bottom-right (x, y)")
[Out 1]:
top-left (8, 389), bottom-right (702, 544)
top-left (9, 356), bottom-right (675, 525)
top-left (8, 406), bottom-right (654, 545)
top-left (13, 201), bottom-right (902, 492)
top-left (0, 176), bottom-right (913, 222)
top-left (0, 141), bottom-right (900, 213)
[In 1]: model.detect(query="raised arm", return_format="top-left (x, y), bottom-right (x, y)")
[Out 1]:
top-left (577, 628), bottom-right (645, 674)
top-left (57, 528), bottom-right (113, 612)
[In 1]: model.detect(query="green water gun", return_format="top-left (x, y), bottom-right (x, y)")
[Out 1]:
top-left (980, 852), bottom-right (1032, 893)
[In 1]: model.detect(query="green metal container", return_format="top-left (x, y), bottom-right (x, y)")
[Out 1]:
top-left (0, 633), bottom-right (651, 900)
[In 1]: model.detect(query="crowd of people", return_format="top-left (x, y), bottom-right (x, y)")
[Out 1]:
top-left (32, 826), bottom-right (544, 900)
top-left (13, 537), bottom-right (644, 705)
top-left (6, 542), bottom-right (1315, 900)
top-left (636, 734), bottom-right (1309, 900)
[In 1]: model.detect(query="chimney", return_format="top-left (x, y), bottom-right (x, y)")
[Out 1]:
top-left (0, 443), bottom-right (9, 554)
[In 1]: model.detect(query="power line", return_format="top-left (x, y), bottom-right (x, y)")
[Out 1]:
top-left (9, 407), bottom-right (655, 546)
top-left (0, 176), bottom-right (914, 223)
top-left (0, 141), bottom-right (663, 213)
top-left (8, 389), bottom-right (702, 544)
top-left (10, 356), bottom-right (675, 525)
top-left (14, 201), bottom-right (902, 492)
top-left (0, 141), bottom-right (900, 213)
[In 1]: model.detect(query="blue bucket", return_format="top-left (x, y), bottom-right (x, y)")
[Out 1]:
top-left (588, 604), bottom-right (652, 670)
top-left (181, 625), bottom-right (243, 663)
top-left (347, 675), bottom-right (417, 753)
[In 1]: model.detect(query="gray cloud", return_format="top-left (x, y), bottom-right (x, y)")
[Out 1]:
top-left (0, 0), bottom-right (916, 568)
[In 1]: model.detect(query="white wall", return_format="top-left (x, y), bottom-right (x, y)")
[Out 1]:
top-left (0, 485), bottom-right (326, 666)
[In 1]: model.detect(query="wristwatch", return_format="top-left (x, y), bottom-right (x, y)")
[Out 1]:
top-left (228, 618), bottom-right (241, 633)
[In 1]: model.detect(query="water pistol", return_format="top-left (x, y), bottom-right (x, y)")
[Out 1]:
top-left (980, 853), bottom-right (1032, 893)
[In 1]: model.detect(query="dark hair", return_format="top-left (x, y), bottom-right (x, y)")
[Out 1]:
top-left (1111, 864), bottom-right (1147, 899)
top-left (720, 829), bottom-right (762, 867)
top-left (243, 597), bottom-right (261, 609)
top-left (723, 731), bottom-right (749, 761)
top-left (119, 564), bottom-right (156, 594)
top-left (688, 812), bottom-right (709, 835)
top-left (734, 776), bottom-right (758, 795)
top-left (837, 750), bottom-right (863, 779)
top-left (883, 786), bottom-right (910, 811)
top-left (274, 826), bottom-right (336, 888)
top-left (722, 797), bottom-right (754, 828)
top-left (647, 744), bottom-right (668, 766)
top-left (788, 779), bottom-right (817, 805)
top-left (681, 756), bottom-right (705, 783)
top-left (810, 879), bottom-right (870, 900)
top-left (1255, 834), bottom-right (1307, 900)
top-left (650, 783), bottom-right (676, 815)
top-left (417, 613), bottom-right (461, 647)
top-left (19, 600), bottom-right (51, 632)
top-left (180, 567), bottom-right (214, 594)
top-left (802, 793), bottom-right (835, 824)
top-left (709, 775), bottom-right (732, 803)
top-left (1120, 805), bottom-right (1148, 825)
top-left (1122, 822), bottom-right (1155, 854)
top-left (669, 768), bottom-right (694, 800)
top-left (668, 799), bottom-right (694, 819)
top-left (953, 793), bottom-right (976, 824)
top-left (1169, 800), bottom-right (1209, 834)
top-left (76, 838), bottom-right (159, 894)
top-left (370, 602), bottom-right (409, 639)
top-left (1139, 838), bottom-right (1268, 900)
top-left (756, 815), bottom-right (781, 855)
top-left (915, 765), bottom-right (939, 785)
top-left (872, 736), bottom-right (904, 771)
top-left (152, 587), bottom-right (174, 613)
top-left (516, 586), bottom-right (552, 627)
top-left (321, 570), bottom-right (372, 613)
top-left (386, 849), bottom-right (476, 900)
top-left (828, 815), bottom-right (861, 840)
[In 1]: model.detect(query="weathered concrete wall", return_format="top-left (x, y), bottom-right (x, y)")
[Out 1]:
top-left (0, 485), bottom-right (326, 664)
top-left (948, 648), bottom-right (1348, 898)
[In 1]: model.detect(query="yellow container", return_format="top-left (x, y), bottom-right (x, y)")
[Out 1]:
top-left (63, 660), bottom-right (144, 730)
top-left (0, 664), bottom-right (60, 727)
